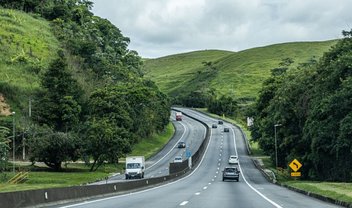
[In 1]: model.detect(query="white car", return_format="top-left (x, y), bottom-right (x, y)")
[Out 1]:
top-left (174, 156), bottom-right (183, 163)
top-left (228, 155), bottom-right (239, 164)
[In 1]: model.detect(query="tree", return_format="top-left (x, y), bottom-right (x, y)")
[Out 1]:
top-left (208, 95), bottom-right (238, 116)
top-left (250, 58), bottom-right (293, 167)
top-left (302, 31), bottom-right (352, 180)
top-left (34, 52), bottom-right (82, 132)
top-left (251, 31), bottom-right (352, 181)
top-left (29, 128), bottom-right (81, 171)
top-left (0, 126), bottom-right (10, 172)
top-left (82, 118), bottom-right (131, 171)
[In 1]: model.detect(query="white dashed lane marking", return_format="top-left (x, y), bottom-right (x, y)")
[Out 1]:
top-left (180, 201), bottom-right (188, 206)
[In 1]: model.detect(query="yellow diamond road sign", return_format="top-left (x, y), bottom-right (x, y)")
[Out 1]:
top-left (289, 159), bottom-right (302, 172)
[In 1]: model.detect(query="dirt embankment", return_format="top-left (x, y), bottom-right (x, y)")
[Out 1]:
top-left (0, 94), bottom-right (11, 116)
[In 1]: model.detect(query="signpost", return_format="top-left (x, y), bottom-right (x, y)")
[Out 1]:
top-left (289, 159), bottom-right (302, 177)
top-left (186, 149), bottom-right (192, 168)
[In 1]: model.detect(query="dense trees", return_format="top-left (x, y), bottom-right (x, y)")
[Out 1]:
top-left (1, 1), bottom-right (170, 170)
top-left (34, 53), bottom-right (83, 132)
top-left (208, 95), bottom-right (238, 116)
top-left (29, 129), bottom-right (81, 171)
top-left (251, 30), bottom-right (352, 181)
top-left (0, 126), bottom-right (10, 171)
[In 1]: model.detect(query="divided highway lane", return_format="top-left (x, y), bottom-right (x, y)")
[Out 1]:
top-left (55, 109), bottom-right (342, 208)
top-left (174, 108), bottom-right (342, 208)
top-left (142, 111), bottom-right (206, 179)
top-left (93, 110), bottom-right (206, 183)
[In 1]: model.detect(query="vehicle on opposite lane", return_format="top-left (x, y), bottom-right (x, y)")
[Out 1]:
top-left (174, 156), bottom-right (183, 163)
top-left (177, 141), bottom-right (186, 148)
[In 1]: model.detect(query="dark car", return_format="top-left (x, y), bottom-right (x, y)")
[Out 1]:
top-left (222, 167), bottom-right (240, 181)
top-left (218, 120), bottom-right (223, 125)
top-left (212, 124), bottom-right (218, 128)
top-left (177, 141), bottom-right (186, 148)
top-left (224, 127), bottom-right (230, 132)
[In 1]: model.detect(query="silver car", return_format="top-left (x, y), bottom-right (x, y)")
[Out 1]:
top-left (228, 155), bottom-right (239, 164)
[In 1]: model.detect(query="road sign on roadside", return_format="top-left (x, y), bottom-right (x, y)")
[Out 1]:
top-left (186, 149), bottom-right (192, 158)
top-left (291, 172), bottom-right (301, 177)
top-left (289, 159), bottom-right (302, 172)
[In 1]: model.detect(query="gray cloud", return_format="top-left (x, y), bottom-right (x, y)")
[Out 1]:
top-left (92, 0), bottom-right (352, 58)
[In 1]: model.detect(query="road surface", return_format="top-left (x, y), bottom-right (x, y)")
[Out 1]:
top-left (54, 108), bottom-right (342, 208)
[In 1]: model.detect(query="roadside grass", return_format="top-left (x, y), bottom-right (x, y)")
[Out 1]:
top-left (260, 150), bottom-right (352, 205)
top-left (283, 181), bottom-right (352, 203)
top-left (0, 163), bottom-right (122, 193)
top-left (130, 122), bottom-right (175, 159)
top-left (0, 122), bottom-right (175, 193)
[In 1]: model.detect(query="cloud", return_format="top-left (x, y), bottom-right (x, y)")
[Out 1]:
top-left (91, 0), bottom-right (352, 58)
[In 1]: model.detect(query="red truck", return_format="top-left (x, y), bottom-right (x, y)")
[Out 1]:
top-left (176, 112), bottom-right (182, 121)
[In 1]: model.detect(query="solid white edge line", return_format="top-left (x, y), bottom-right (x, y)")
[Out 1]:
top-left (60, 122), bottom-right (210, 208)
top-left (231, 128), bottom-right (283, 208)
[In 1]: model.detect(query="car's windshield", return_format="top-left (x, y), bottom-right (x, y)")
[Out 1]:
top-left (226, 168), bottom-right (236, 172)
top-left (127, 163), bottom-right (141, 169)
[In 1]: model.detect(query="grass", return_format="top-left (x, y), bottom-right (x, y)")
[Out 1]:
top-left (130, 122), bottom-right (175, 159)
top-left (0, 122), bottom-right (175, 193)
top-left (283, 181), bottom-right (352, 203)
top-left (0, 8), bottom-right (59, 114)
top-left (260, 155), bottom-right (352, 205)
top-left (143, 50), bottom-right (234, 95)
top-left (211, 41), bottom-right (337, 100)
top-left (0, 163), bottom-right (121, 193)
top-left (144, 40), bottom-right (337, 102)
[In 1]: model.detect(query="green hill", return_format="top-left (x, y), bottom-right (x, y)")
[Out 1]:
top-left (144, 40), bottom-right (337, 102)
top-left (0, 9), bottom-right (59, 114)
top-left (143, 50), bottom-right (234, 96)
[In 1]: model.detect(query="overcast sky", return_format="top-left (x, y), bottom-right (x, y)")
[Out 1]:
top-left (91, 0), bottom-right (352, 58)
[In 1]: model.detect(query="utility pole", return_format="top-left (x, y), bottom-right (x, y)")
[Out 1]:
top-left (12, 111), bottom-right (16, 173)
top-left (274, 124), bottom-right (282, 170)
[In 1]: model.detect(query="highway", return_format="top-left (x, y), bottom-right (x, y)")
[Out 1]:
top-left (93, 110), bottom-right (206, 183)
top-left (54, 108), bottom-right (342, 208)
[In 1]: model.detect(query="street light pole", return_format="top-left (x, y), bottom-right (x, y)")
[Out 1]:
top-left (274, 124), bottom-right (282, 170)
top-left (12, 111), bottom-right (16, 173)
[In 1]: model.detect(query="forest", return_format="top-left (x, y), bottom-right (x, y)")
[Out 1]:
top-left (250, 31), bottom-right (352, 181)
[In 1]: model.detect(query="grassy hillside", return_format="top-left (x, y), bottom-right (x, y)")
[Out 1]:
top-left (0, 9), bottom-right (59, 114)
top-left (143, 50), bottom-right (234, 96)
top-left (144, 40), bottom-right (337, 102)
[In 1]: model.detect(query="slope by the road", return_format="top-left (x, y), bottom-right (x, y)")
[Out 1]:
top-left (0, 8), bottom-right (59, 111)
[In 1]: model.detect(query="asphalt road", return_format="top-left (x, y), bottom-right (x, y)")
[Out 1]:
top-left (56, 108), bottom-right (342, 208)
top-left (92, 110), bottom-right (206, 184)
